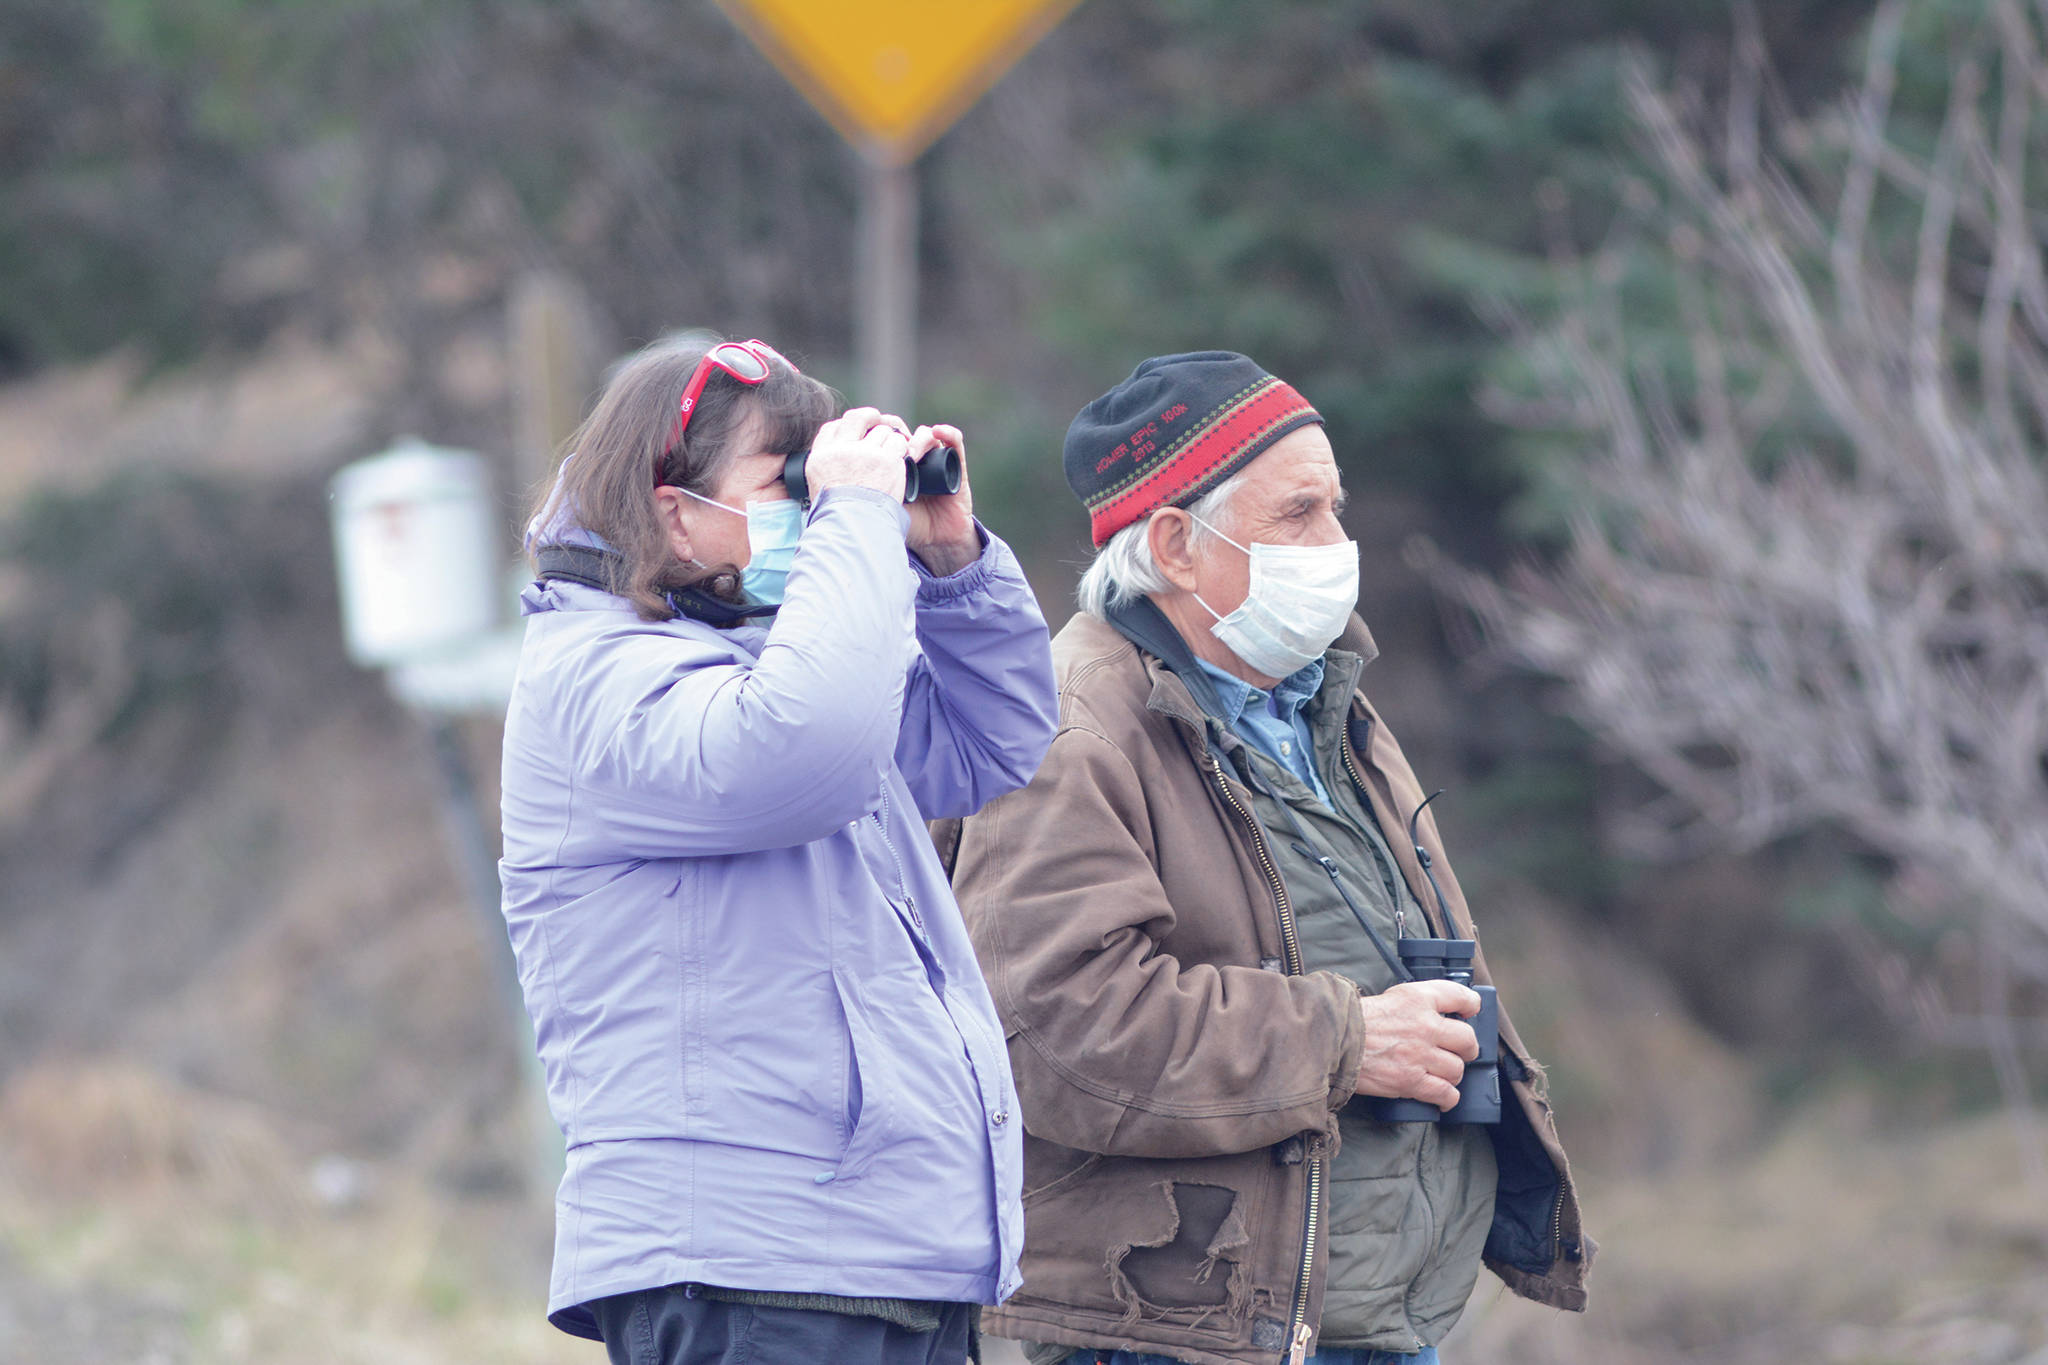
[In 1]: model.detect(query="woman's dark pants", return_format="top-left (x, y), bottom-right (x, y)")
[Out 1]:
top-left (592, 1286), bottom-right (976, 1365)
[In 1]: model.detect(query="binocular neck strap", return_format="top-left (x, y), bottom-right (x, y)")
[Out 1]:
top-left (1236, 756), bottom-right (1414, 986)
top-left (534, 543), bottom-right (616, 591)
top-left (534, 543), bottom-right (780, 627)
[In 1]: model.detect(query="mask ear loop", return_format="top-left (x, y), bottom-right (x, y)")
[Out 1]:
top-left (1187, 512), bottom-right (1252, 556)
top-left (1185, 512), bottom-right (1250, 624)
top-left (668, 487), bottom-right (739, 574)
top-left (678, 487), bottom-right (746, 517)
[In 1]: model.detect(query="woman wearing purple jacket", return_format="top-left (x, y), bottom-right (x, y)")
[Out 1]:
top-left (500, 336), bottom-right (1058, 1365)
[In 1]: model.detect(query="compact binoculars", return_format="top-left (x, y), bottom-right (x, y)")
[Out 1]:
top-left (1361, 937), bottom-right (1501, 1126)
top-left (783, 444), bottom-right (962, 508)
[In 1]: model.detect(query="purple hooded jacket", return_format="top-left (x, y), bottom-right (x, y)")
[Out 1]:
top-left (498, 486), bottom-right (1057, 1338)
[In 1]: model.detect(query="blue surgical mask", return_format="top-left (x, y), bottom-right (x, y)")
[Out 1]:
top-left (681, 489), bottom-right (803, 604)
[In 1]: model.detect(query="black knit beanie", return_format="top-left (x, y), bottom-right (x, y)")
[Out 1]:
top-left (1063, 351), bottom-right (1322, 547)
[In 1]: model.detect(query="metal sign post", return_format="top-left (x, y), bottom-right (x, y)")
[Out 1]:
top-left (713, 0), bottom-right (1083, 416)
top-left (858, 158), bottom-right (918, 417)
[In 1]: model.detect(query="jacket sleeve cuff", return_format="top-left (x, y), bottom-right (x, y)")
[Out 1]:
top-left (1319, 971), bottom-right (1367, 1110)
top-left (911, 522), bottom-right (1000, 603)
top-left (810, 484), bottom-right (911, 535)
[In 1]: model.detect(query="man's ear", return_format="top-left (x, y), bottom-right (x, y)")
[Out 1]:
top-left (1148, 508), bottom-right (1201, 593)
top-left (652, 486), bottom-right (695, 563)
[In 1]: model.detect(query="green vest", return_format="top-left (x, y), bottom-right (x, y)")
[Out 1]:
top-left (1219, 650), bottom-right (1496, 1351)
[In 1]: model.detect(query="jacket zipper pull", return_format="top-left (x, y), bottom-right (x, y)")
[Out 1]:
top-left (1288, 1322), bottom-right (1311, 1365)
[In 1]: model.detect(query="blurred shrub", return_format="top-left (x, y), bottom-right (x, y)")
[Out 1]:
top-left (0, 469), bottom-right (350, 866)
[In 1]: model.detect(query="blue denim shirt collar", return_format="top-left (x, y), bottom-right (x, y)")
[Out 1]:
top-left (1194, 655), bottom-right (1326, 730)
top-left (1193, 655), bottom-right (1330, 801)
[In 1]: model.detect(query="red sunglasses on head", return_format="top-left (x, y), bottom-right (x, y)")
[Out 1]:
top-left (656, 339), bottom-right (796, 483)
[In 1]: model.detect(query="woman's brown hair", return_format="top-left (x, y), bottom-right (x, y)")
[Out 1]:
top-left (529, 336), bottom-right (840, 620)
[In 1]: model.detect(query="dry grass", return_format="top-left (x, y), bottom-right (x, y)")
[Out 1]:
top-left (0, 1060), bottom-right (305, 1215)
top-left (0, 1060), bottom-right (579, 1365)
top-left (6, 1060), bottom-right (2043, 1364)
top-left (1445, 1101), bottom-right (2048, 1364)
top-left (0, 335), bottom-right (395, 503)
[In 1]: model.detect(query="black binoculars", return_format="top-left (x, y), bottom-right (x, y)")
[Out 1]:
top-left (1362, 937), bottom-right (1501, 1126)
top-left (783, 444), bottom-right (962, 508)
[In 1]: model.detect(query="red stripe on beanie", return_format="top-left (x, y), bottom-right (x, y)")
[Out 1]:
top-left (1086, 378), bottom-right (1319, 546)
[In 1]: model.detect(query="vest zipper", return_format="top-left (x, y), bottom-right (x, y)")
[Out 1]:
top-left (1204, 751), bottom-right (1320, 1360)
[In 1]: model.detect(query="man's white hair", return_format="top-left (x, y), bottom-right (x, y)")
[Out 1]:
top-left (1075, 471), bottom-right (1248, 619)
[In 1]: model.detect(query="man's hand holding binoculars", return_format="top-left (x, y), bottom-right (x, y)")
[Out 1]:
top-left (1353, 980), bottom-right (1484, 1113)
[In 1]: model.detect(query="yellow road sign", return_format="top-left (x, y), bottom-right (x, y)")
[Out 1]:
top-left (715, 0), bottom-right (1083, 165)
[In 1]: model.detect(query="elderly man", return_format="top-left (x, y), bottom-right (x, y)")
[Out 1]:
top-left (937, 353), bottom-right (1592, 1365)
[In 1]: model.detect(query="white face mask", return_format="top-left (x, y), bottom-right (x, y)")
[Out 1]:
top-left (1189, 514), bottom-right (1359, 679)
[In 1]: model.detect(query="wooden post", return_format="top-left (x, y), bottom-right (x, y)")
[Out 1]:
top-left (509, 271), bottom-right (602, 496)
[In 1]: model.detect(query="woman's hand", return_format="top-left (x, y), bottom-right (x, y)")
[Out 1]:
top-left (803, 407), bottom-right (914, 499)
top-left (904, 424), bottom-right (978, 576)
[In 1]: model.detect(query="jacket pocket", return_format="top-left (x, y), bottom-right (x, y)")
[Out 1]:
top-left (942, 985), bottom-right (1015, 1122)
top-left (829, 966), bottom-right (904, 1183)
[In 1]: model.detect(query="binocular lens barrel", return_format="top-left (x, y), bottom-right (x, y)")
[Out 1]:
top-left (783, 444), bottom-right (962, 507)
top-left (906, 444), bottom-right (962, 502)
top-left (1392, 938), bottom-right (1475, 983)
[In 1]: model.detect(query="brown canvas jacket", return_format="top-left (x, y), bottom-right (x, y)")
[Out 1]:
top-left (935, 609), bottom-right (1592, 1365)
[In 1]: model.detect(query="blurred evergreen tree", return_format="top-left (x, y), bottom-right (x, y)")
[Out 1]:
top-left (1427, 0), bottom-right (2048, 1090)
top-left (0, 0), bottom-right (268, 370)
top-left (0, 0), bottom-right (859, 409)
top-left (999, 0), bottom-right (1877, 529)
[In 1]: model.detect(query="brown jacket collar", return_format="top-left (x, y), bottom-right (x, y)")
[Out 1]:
top-left (1093, 596), bottom-right (1380, 739)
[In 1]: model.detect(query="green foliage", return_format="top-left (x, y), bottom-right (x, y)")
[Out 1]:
top-left (1005, 0), bottom-right (1886, 530)
top-left (1015, 30), bottom-right (1644, 516)
top-left (1454, 750), bottom-right (1613, 907)
top-left (1462, 0), bottom-right (2048, 550)
top-left (0, 0), bottom-right (859, 374)
top-left (97, 0), bottom-right (471, 144)
top-left (1780, 855), bottom-right (1943, 953)
top-left (917, 371), bottom-right (1074, 556)
top-left (0, 1), bottom-right (263, 367)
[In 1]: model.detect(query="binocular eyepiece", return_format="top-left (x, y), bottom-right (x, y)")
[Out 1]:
top-left (783, 444), bottom-right (962, 508)
top-left (1361, 937), bottom-right (1501, 1126)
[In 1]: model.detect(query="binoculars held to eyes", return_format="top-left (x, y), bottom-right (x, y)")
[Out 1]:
top-left (1362, 937), bottom-right (1501, 1126)
top-left (783, 444), bottom-right (962, 508)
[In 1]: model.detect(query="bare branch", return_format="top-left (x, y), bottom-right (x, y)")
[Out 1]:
top-left (1833, 0), bottom-right (1909, 340)
top-left (1448, 9), bottom-right (2048, 1150)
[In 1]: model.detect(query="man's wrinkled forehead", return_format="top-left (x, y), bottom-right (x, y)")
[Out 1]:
top-left (1233, 425), bottom-right (1344, 513)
